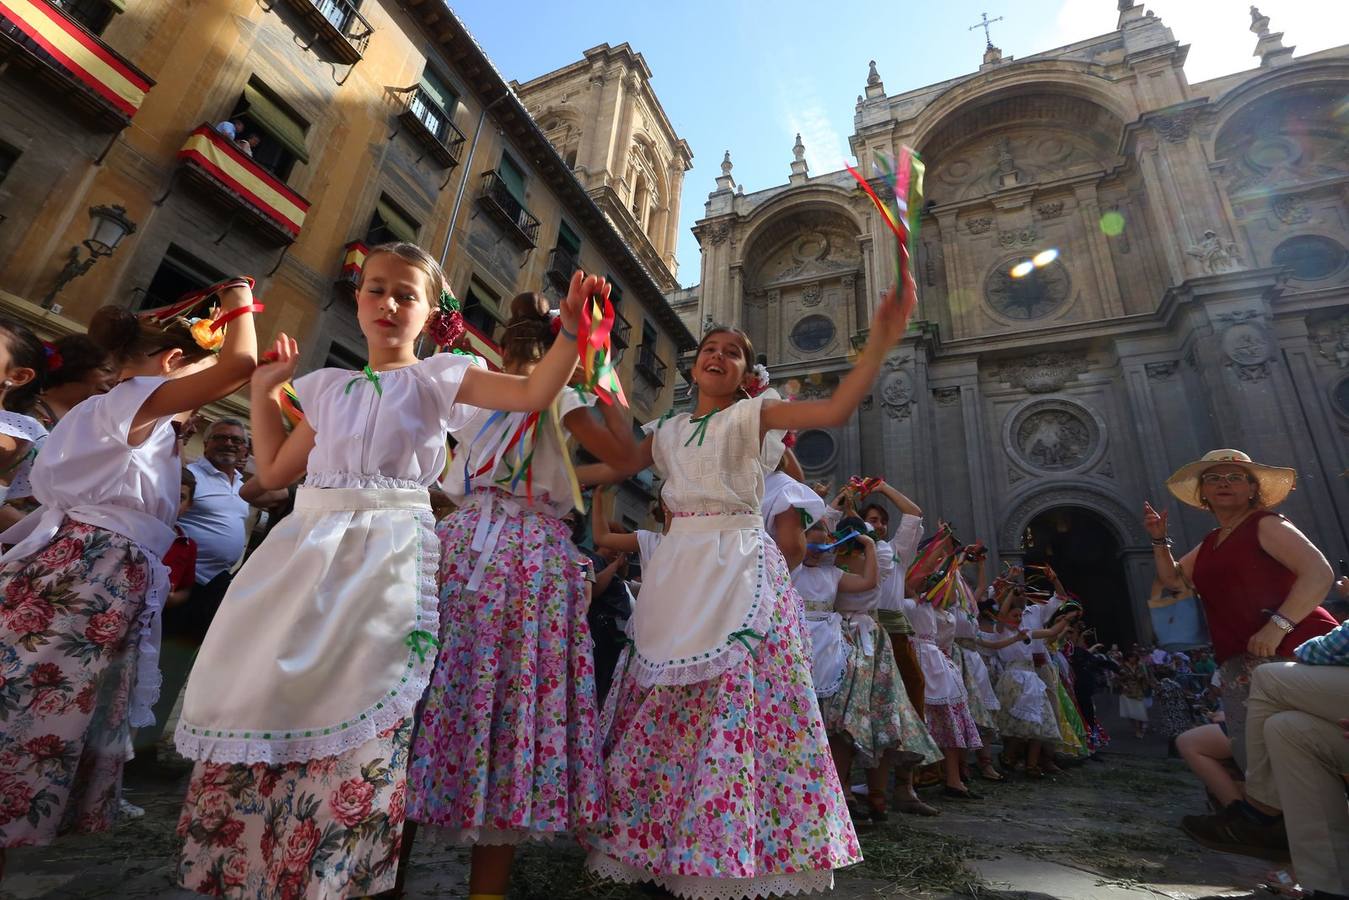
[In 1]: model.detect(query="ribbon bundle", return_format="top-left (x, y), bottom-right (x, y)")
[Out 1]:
top-left (846, 475), bottom-right (881, 498)
top-left (140, 276), bottom-right (265, 353)
top-left (461, 391), bottom-right (587, 512)
top-left (845, 146), bottom-right (925, 285)
top-left (576, 292), bottom-right (627, 407)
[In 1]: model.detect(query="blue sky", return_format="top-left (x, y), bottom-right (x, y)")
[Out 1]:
top-left (452, 0), bottom-right (1347, 289)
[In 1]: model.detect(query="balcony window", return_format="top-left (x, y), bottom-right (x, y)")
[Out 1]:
top-left (545, 221), bottom-right (582, 289)
top-left (397, 73), bottom-right (465, 171)
top-left (635, 344), bottom-right (667, 388)
top-left (366, 196), bottom-right (419, 245)
top-left (477, 170), bottom-right (540, 248)
top-left (229, 80), bottom-right (310, 181)
top-left (498, 153), bottom-right (526, 204)
top-left (463, 280), bottom-right (501, 341)
top-left (51, 0), bottom-right (116, 35)
top-left (137, 244), bottom-right (225, 311)
top-left (275, 0), bottom-right (372, 64)
top-left (175, 124), bottom-right (312, 244)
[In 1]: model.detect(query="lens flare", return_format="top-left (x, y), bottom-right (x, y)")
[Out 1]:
top-left (1032, 248), bottom-right (1059, 267)
top-left (1100, 211), bottom-right (1126, 237)
top-left (1010, 260), bottom-right (1035, 278)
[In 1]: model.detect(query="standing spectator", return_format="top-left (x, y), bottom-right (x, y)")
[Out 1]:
top-left (1117, 651), bottom-right (1153, 738)
top-left (1192, 649), bottom-right (1217, 676)
top-left (1145, 449), bottom-right (1337, 774)
top-left (1150, 665), bottom-right (1195, 753)
top-left (1182, 619), bottom-right (1349, 892)
top-left (134, 418), bottom-right (282, 760)
top-left (215, 118), bottom-right (243, 140)
top-left (236, 134), bottom-right (260, 158)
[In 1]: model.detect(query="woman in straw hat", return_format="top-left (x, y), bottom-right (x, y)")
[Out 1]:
top-left (1144, 449), bottom-right (1337, 854)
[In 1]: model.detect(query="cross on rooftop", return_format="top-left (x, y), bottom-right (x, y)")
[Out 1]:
top-left (969, 11), bottom-right (1004, 49)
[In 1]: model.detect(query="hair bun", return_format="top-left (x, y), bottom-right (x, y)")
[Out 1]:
top-left (87, 305), bottom-right (142, 358)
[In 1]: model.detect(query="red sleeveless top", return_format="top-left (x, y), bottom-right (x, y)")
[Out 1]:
top-left (1190, 510), bottom-right (1337, 662)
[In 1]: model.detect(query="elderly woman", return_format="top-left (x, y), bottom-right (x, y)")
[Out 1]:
top-left (1145, 449), bottom-right (1338, 854)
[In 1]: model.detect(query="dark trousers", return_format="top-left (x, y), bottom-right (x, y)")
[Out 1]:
top-left (135, 571), bottom-right (232, 752)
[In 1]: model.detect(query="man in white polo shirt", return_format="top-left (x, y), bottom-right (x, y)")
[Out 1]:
top-left (136, 418), bottom-right (285, 761)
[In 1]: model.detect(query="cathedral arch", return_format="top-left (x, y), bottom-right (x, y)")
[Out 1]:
top-left (997, 482), bottom-right (1148, 550)
top-left (1206, 59), bottom-right (1349, 159)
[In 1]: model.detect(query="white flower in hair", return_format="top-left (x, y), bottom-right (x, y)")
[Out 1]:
top-left (746, 363), bottom-right (772, 398)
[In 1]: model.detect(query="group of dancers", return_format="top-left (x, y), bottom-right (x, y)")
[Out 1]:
top-left (0, 239), bottom-right (931, 899)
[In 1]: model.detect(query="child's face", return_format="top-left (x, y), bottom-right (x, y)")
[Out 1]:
top-left (178, 485), bottom-right (193, 518)
top-left (863, 509), bottom-right (888, 539)
top-left (692, 331), bottom-right (748, 396)
top-left (804, 526), bottom-right (829, 564)
top-left (356, 253), bottom-right (433, 350)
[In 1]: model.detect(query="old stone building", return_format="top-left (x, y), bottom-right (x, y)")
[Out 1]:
top-left (685, 3), bottom-right (1349, 642)
top-left (0, 0), bottom-right (692, 524)
top-left (514, 43), bottom-right (693, 294)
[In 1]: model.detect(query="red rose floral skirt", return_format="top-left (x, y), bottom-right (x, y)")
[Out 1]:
top-left (176, 718), bottom-right (410, 899)
top-left (0, 521), bottom-right (153, 847)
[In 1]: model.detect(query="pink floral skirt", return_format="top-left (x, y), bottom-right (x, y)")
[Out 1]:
top-left (0, 521), bottom-right (151, 847)
top-left (585, 541), bottom-right (860, 900)
top-left (176, 718), bottom-right (410, 899)
top-left (405, 500), bottom-right (602, 843)
top-left (924, 699), bottom-right (983, 750)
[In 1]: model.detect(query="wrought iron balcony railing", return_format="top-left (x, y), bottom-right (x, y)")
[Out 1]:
top-left (477, 171), bottom-right (541, 248)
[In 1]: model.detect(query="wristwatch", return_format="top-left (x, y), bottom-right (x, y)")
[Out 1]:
top-left (1268, 611), bottom-right (1296, 633)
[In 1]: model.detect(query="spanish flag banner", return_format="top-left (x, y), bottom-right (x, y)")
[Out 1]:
top-left (0, 0), bottom-right (151, 118)
top-left (341, 241), bottom-right (369, 281)
top-left (462, 321), bottom-right (502, 370)
top-left (177, 125), bottom-right (310, 239)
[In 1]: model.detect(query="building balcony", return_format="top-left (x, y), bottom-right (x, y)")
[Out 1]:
top-left (276, 0), bottom-right (372, 65)
top-left (396, 85), bottom-right (465, 170)
top-left (545, 246), bottom-right (578, 289)
top-left (477, 171), bottom-right (540, 248)
top-left (0, 0), bottom-right (153, 129)
top-left (613, 310), bottom-right (632, 350)
top-left (174, 124), bottom-right (311, 244)
top-left (635, 344), bottom-right (667, 387)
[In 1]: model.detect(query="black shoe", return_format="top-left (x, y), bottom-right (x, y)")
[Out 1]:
top-left (1180, 804), bottom-right (1289, 862)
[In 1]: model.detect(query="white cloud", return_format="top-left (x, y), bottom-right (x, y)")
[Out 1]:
top-left (779, 79), bottom-right (852, 176)
top-left (1049, 0), bottom-right (1349, 84)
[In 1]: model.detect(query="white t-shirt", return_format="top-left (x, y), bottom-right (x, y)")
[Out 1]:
top-left (295, 352), bottom-right (478, 489)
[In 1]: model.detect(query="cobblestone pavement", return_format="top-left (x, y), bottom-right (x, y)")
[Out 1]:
top-left (3, 707), bottom-right (1270, 899)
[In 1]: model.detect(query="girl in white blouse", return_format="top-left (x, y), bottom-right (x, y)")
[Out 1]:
top-left (0, 286), bottom-right (258, 853)
top-left (173, 243), bottom-right (593, 899)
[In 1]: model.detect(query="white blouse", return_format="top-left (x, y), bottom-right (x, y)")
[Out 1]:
top-left (294, 353), bottom-right (478, 490)
top-left (836, 538), bottom-right (892, 614)
top-left (791, 563), bottom-right (843, 612)
top-left (762, 470), bottom-right (827, 537)
top-left (644, 394), bottom-right (780, 516)
top-left (997, 627), bottom-right (1035, 664)
top-left (0, 411), bottom-right (47, 501)
top-left (444, 384), bottom-right (595, 516)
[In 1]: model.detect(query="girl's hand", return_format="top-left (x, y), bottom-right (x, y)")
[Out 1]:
top-left (1143, 501), bottom-right (1168, 541)
top-left (253, 334), bottom-right (299, 395)
top-left (560, 270), bottom-right (607, 334)
top-left (216, 280), bottom-right (256, 311)
top-left (1247, 620), bottom-right (1285, 658)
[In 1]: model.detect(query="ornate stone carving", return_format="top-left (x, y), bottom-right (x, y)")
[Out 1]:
top-left (1309, 313), bottom-right (1349, 368)
top-left (1152, 110), bottom-right (1198, 143)
top-left (880, 368), bottom-right (915, 420)
top-left (1008, 466), bottom-right (1027, 486)
top-left (797, 378), bottom-right (835, 400)
top-left (1010, 402), bottom-right (1099, 472)
top-left (1233, 362), bottom-right (1271, 382)
top-left (1145, 361), bottom-right (1179, 381)
top-left (1036, 201), bottom-right (1065, 219)
top-left (999, 227), bottom-right (1040, 249)
top-left (966, 217), bottom-right (994, 235)
top-left (768, 230), bottom-right (858, 283)
top-left (933, 386), bottom-right (961, 406)
top-left (1186, 229), bottom-right (1243, 273)
top-left (992, 352), bottom-right (1088, 394)
top-left (1272, 195), bottom-right (1311, 225)
top-left (702, 221), bottom-right (730, 246)
top-left (801, 282), bottom-right (823, 307)
top-left (1222, 322), bottom-right (1272, 367)
top-left (997, 487), bottom-right (1146, 549)
top-left (743, 290), bottom-right (770, 309)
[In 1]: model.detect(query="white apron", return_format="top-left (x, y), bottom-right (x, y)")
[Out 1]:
top-left (175, 486), bottom-right (437, 764)
top-left (804, 607), bottom-right (847, 699)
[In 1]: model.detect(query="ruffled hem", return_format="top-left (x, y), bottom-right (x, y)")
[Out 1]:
top-left (625, 530), bottom-right (774, 688)
top-left (127, 556), bottom-right (170, 729)
top-left (586, 851), bottom-right (836, 900)
top-left (304, 470), bottom-right (428, 491)
top-left (173, 509), bottom-right (440, 765)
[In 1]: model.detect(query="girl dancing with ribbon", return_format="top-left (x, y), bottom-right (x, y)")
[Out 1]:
top-left (404, 287), bottom-right (638, 900)
top-left (576, 273), bottom-right (917, 900)
top-left (172, 244), bottom-right (592, 899)
top-left (0, 285), bottom-right (258, 861)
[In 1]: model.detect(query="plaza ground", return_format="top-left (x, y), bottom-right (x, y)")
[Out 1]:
top-left (2, 706), bottom-right (1270, 900)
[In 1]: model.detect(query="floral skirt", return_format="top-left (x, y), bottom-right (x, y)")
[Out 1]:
top-left (176, 719), bottom-right (410, 899)
top-left (924, 699), bottom-right (982, 750)
top-left (406, 501), bottom-right (601, 843)
top-left (0, 521), bottom-right (152, 847)
top-left (994, 663), bottom-right (1061, 742)
top-left (953, 645), bottom-right (998, 731)
top-left (585, 541), bottom-right (860, 900)
top-left (820, 618), bottom-right (941, 769)
top-left (1054, 682), bottom-right (1089, 758)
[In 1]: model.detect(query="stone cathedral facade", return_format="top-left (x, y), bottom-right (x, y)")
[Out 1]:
top-left (675, 4), bottom-right (1349, 642)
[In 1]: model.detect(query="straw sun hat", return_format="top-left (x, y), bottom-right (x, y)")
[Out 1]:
top-left (1165, 449), bottom-right (1297, 510)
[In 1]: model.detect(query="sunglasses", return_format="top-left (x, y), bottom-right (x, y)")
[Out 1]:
top-left (1200, 472), bottom-right (1252, 486)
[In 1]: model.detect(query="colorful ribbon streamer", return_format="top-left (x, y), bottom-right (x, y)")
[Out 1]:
top-left (845, 146), bottom-right (925, 286)
top-left (460, 393), bottom-right (587, 511)
top-left (279, 382), bottom-right (304, 427)
top-left (576, 292), bottom-right (628, 407)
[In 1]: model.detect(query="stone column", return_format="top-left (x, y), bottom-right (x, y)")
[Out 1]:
top-left (933, 209), bottom-right (966, 335)
top-left (609, 71), bottom-right (642, 191)
top-left (1074, 181), bottom-right (1124, 317)
top-left (663, 164), bottom-right (686, 269)
top-left (957, 372), bottom-right (997, 549)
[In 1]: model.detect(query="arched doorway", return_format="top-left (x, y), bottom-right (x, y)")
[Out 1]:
top-left (1019, 506), bottom-right (1136, 647)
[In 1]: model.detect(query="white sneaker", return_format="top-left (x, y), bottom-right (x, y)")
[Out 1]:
top-left (119, 798), bottom-right (145, 820)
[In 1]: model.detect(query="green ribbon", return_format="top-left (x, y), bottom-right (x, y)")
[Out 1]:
top-left (799, 509), bottom-right (815, 529)
top-left (344, 365), bottom-right (383, 396)
top-left (655, 409), bottom-right (676, 430)
top-left (683, 408), bottom-right (720, 447)
top-left (405, 629), bottom-right (439, 663)
top-left (728, 627), bottom-right (767, 658)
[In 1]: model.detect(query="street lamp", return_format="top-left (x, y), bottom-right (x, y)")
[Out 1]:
top-left (41, 204), bottom-right (137, 309)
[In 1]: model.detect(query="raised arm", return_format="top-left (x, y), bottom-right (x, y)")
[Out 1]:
top-left (837, 535), bottom-right (878, 593)
top-left (457, 271), bottom-right (596, 413)
top-left (576, 431), bottom-right (655, 485)
top-left (565, 394), bottom-right (641, 471)
top-left (248, 334), bottom-right (316, 490)
top-left (131, 283), bottom-right (259, 437)
top-left (779, 447), bottom-right (805, 482)
top-left (871, 479), bottom-right (922, 517)
top-left (979, 630), bottom-right (1029, 650)
top-left (1144, 501), bottom-right (1199, 591)
top-left (760, 276), bottom-right (916, 433)
top-left (592, 488), bottom-right (640, 554)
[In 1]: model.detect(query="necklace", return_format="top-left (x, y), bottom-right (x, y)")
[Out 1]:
top-left (1217, 509), bottom-right (1255, 538)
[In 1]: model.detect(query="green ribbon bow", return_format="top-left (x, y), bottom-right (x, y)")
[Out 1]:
top-left (344, 365), bottom-right (383, 396)
top-left (728, 627), bottom-right (767, 658)
top-left (683, 408), bottom-right (720, 448)
top-left (405, 629), bottom-right (439, 663)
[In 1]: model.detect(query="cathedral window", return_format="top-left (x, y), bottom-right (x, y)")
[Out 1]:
top-left (1272, 235), bottom-right (1346, 281)
top-left (794, 429), bottom-right (836, 470)
top-left (790, 314), bottom-right (836, 353)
